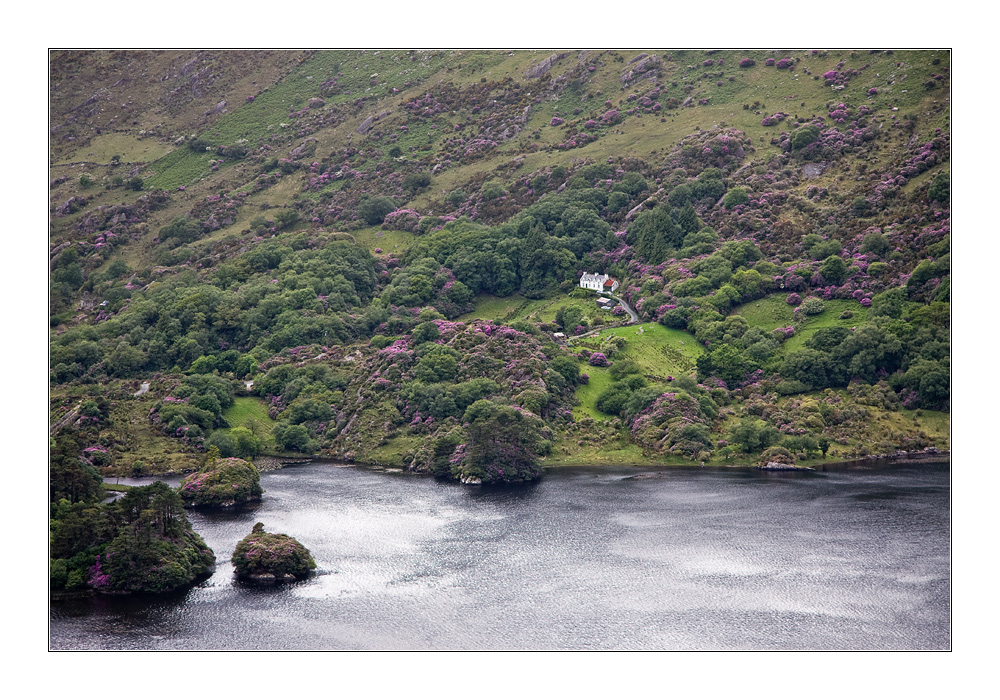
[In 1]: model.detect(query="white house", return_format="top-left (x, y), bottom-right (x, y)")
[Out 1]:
top-left (579, 272), bottom-right (619, 293)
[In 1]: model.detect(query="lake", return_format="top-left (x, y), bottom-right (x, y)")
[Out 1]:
top-left (50, 461), bottom-right (950, 650)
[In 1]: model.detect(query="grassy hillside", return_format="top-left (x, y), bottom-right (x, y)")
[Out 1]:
top-left (49, 49), bottom-right (950, 483)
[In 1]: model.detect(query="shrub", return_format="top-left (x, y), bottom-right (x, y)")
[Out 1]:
top-left (761, 445), bottom-right (795, 464)
top-left (481, 181), bottom-right (506, 200)
top-left (800, 297), bottom-right (825, 315)
top-left (402, 172), bottom-right (432, 193)
top-left (739, 58), bottom-right (755, 68)
top-left (588, 352), bottom-right (610, 367)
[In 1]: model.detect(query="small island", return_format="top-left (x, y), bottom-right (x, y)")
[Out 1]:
top-left (180, 450), bottom-right (263, 508)
top-left (51, 482), bottom-right (216, 595)
top-left (231, 523), bottom-right (316, 582)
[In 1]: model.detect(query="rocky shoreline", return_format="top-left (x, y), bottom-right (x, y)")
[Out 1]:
top-left (253, 455), bottom-right (313, 472)
top-left (755, 462), bottom-right (815, 471)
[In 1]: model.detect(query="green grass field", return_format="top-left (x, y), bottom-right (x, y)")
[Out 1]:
top-left (460, 292), bottom-right (621, 327)
top-left (352, 226), bottom-right (416, 256)
top-left (222, 397), bottom-right (278, 450)
top-left (734, 293), bottom-right (869, 353)
top-left (572, 322), bottom-right (703, 419)
top-left (573, 364), bottom-right (614, 420)
top-left (579, 323), bottom-right (704, 378)
top-left (57, 132), bottom-right (174, 165)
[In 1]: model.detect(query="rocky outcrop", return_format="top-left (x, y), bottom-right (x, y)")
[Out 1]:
top-left (802, 162), bottom-right (829, 179)
top-left (525, 52), bottom-right (569, 79)
top-left (205, 99), bottom-right (227, 116)
top-left (756, 461), bottom-right (815, 471)
top-left (289, 138), bottom-right (318, 160)
top-left (621, 54), bottom-right (660, 84)
top-left (356, 110), bottom-right (390, 135)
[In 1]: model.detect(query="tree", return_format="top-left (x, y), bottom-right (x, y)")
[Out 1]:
top-left (461, 400), bottom-right (546, 483)
top-left (402, 172), bottom-right (432, 193)
top-left (781, 348), bottom-right (832, 389)
top-left (928, 171), bottom-right (949, 205)
top-left (159, 217), bottom-right (201, 246)
top-left (358, 196), bottom-right (397, 225)
top-left (730, 418), bottom-right (779, 453)
top-left (723, 187), bottom-right (749, 209)
top-left (790, 124), bottom-right (821, 151)
top-left (860, 232), bottom-right (891, 257)
top-left (274, 423), bottom-right (314, 452)
top-left (206, 431), bottom-right (236, 457)
top-left (818, 437), bottom-right (831, 457)
top-left (414, 348), bottom-right (459, 382)
top-left (628, 207), bottom-right (682, 264)
top-left (819, 255), bottom-right (847, 285)
top-left (697, 344), bottom-right (757, 384)
top-left (551, 355), bottom-right (580, 384)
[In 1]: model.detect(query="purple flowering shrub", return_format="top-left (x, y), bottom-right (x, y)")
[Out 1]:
top-left (588, 352), bottom-right (610, 367)
top-left (760, 112), bottom-right (788, 127)
top-left (381, 208), bottom-right (421, 233)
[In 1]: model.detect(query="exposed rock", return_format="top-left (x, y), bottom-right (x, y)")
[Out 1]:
top-left (802, 162), bottom-right (829, 179)
top-left (356, 115), bottom-right (374, 134)
top-left (756, 461), bottom-right (815, 471)
top-left (289, 137), bottom-right (318, 160)
top-left (525, 52), bottom-right (569, 79)
top-left (205, 99), bottom-right (227, 116)
top-left (621, 54), bottom-right (660, 84)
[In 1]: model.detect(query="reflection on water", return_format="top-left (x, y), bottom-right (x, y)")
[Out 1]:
top-left (51, 462), bottom-right (950, 650)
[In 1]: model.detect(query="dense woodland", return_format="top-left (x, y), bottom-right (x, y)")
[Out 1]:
top-left (49, 49), bottom-right (949, 593)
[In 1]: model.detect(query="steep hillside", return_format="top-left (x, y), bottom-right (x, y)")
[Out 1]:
top-left (49, 49), bottom-right (950, 485)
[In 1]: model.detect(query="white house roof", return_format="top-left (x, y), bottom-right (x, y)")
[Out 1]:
top-left (580, 272), bottom-right (609, 282)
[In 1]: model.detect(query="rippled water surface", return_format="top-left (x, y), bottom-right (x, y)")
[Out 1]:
top-left (50, 462), bottom-right (950, 650)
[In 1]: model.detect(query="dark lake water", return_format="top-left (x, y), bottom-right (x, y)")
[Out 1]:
top-left (50, 461), bottom-right (950, 650)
